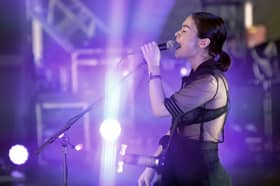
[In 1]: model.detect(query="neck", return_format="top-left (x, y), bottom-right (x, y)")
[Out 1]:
top-left (189, 54), bottom-right (211, 71)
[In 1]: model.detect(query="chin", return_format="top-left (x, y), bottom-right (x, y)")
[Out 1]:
top-left (175, 50), bottom-right (185, 59)
top-left (175, 50), bottom-right (181, 58)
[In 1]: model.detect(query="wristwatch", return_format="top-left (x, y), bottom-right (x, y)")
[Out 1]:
top-left (149, 73), bottom-right (161, 80)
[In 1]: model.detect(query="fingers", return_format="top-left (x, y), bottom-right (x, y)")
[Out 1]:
top-left (141, 42), bottom-right (158, 55)
top-left (138, 172), bottom-right (145, 186)
top-left (138, 168), bottom-right (156, 186)
top-left (138, 172), bottom-right (152, 186)
top-left (140, 41), bottom-right (161, 68)
top-left (141, 43), bottom-right (150, 59)
top-left (138, 179), bottom-right (151, 186)
top-left (137, 176), bottom-right (146, 186)
top-left (137, 179), bottom-right (144, 186)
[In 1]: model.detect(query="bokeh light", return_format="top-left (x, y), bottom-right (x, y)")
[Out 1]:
top-left (99, 119), bottom-right (121, 141)
top-left (9, 144), bottom-right (29, 165)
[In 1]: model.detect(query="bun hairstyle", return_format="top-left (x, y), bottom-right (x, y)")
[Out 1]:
top-left (191, 12), bottom-right (231, 72)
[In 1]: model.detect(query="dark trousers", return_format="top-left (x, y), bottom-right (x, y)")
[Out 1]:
top-left (156, 135), bottom-right (232, 186)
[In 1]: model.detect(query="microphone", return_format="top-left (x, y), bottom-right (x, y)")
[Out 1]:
top-left (117, 144), bottom-right (165, 173)
top-left (157, 40), bottom-right (178, 51)
top-left (127, 40), bottom-right (178, 55)
top-left (119, 153), bottom-right (161, 168)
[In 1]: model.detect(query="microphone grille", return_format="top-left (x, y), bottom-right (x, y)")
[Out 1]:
top-left (166, 40), bottom-right (178, 49)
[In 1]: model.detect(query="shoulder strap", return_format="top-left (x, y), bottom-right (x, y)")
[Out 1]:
top-left (216, 72), bottom-right (230, 143)
top-left (204, 70), bottom-right (230, 143)
top-left (199, 70), bottom-right (220, 141)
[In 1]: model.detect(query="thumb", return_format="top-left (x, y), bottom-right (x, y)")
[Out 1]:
top-left (145, 181), bottom-right (151, 186)
top-left (138, 178), bottom-right (145, 186)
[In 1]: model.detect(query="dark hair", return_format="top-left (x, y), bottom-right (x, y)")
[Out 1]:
top-left (191, 12), bottom-right (231, 72)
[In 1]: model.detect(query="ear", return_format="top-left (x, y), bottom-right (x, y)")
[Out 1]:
top-left (198, 38), bottom-right (211, 49)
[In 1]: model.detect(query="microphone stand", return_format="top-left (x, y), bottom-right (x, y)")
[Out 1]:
top-left (35, 58), bottom-right (146, 186)
top-left (61, 135), bottom-right (69, 186)
top-left (35, 98), bottom-right (101, 186)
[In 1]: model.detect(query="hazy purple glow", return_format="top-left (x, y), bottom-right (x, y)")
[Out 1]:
top-left (129, 0), bottom-right (175, 42)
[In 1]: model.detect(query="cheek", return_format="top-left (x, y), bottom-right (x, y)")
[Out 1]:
top-left (186, 36), bottom-right (198, 47)
top-left (186, 41), bottom-right (196, 49)
top-left (183, 39), bottom-right (197, 52)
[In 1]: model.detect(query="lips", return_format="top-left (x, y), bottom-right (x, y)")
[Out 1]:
top-left (175, 42), bottom-right (181, 50)
top-left (176, 45), bottom-right (181, 50)
top-left (174, 40), bottom-right (181, 50)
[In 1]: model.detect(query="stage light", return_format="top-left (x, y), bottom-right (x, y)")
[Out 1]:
top-left (58, 133), bottom-right (65, 139)
top-left (180, 67), bottom-right (187, 76)
top-left (99, 119), bottom-right (121, 141)
top-left (9, 145), bottom-right (29, 165)
top-left (74, 144), bottom-right (83, 151)
top-left (180, 67), bottom-right (190, 77)
top-left (122, 70), bottom-right (129, 77)
top-left (245, 1), bottom-right (253, 29)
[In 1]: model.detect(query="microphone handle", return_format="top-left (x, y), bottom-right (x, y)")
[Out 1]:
top-left (127, 41), bottom-right (173, 55)
top-left (158, 43), bottom-right (168, 50)
top-left (121, 153), bottom-right (160, 168)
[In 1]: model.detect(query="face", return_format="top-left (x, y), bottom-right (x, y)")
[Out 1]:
top-left (174, 16), bottom-right (200, 59)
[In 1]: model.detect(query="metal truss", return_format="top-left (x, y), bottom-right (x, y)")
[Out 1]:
top-left (27, 0), bottom-right (109, 51)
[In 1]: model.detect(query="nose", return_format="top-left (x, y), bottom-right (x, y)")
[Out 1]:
top-left (175, 29), bottom-right (181, 38)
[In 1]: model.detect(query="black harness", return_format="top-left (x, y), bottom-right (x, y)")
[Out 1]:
top-left (162, 60), bottom-right (230, 148)
top-left (177, 65), bottom-right (230, 142)
top-left (157, 60), bottom-right (230, 174)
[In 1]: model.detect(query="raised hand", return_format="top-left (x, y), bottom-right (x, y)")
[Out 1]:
top-left (141, 41), bottom-right (161, 71)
